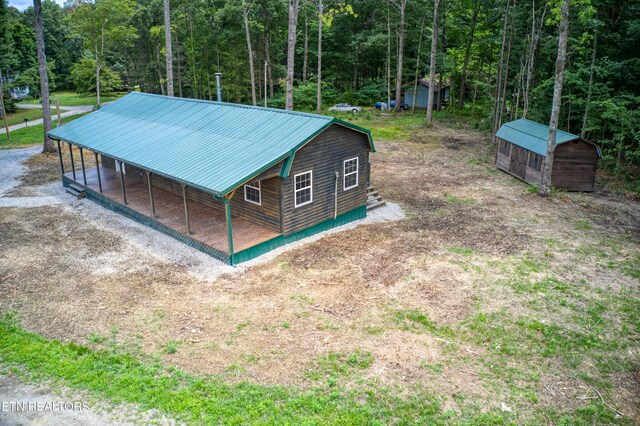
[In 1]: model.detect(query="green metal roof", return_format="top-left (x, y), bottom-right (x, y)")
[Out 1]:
top-left (49, 92), bottom-right (375, 196)
top-left (496, 118), bottom-right (600, 157)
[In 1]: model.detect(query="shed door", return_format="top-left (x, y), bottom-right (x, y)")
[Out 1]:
top-left (509, 146), bottom-right (527, 179)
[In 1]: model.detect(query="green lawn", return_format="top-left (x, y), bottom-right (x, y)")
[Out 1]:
top-left (2, 108), bottom-right (43, 126)
top-left (0, 112), bottom-right (89, 149)
top-left (19, 91), bottom-right (125, 107)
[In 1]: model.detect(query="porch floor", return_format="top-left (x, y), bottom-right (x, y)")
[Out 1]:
top-left (63, 166), bottom-right (281, 254)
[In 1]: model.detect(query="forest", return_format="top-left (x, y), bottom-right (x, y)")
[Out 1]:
top-left (0, 0), bottom-right (639, 178)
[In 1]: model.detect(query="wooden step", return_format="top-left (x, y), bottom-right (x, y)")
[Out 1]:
top-left (65, 186), bottom-right (85, 200)
top-left (68, 182), bottom-right (86, 192)
top-left (366, 200), bottom-right (386, 210)
top-left (368, 195), bottom-right (383, 203)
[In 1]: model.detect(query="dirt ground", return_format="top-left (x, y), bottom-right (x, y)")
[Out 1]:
top-left (1, 121), bottom-right (639, 422)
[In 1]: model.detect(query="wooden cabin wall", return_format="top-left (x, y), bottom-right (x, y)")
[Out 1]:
top-left (551, 140), bottom-right (599, 191)
top-left (281, 124), bottom-right (370, 235)
top-left (231, 176), bottom-right (281, 233)
top-left (495, 139), bottom-right (511, 171)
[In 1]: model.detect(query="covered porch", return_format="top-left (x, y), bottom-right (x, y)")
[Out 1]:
top-left (56, 141), bottom-right (281, 260)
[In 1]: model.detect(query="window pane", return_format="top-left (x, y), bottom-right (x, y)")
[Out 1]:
top-left (345, 174), bottom-right (357, 188)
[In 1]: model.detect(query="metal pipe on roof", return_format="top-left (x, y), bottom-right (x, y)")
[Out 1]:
top-left (215, 73), bottom-right (222, 102)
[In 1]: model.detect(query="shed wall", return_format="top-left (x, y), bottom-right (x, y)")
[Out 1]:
top-left (551, 140), bottom-right (599, 191)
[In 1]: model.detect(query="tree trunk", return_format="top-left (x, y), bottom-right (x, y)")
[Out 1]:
top-left (539, 0), bottom-right (569, 197)
top-left (34, 0), bottom-right (53, 152)
top-left (386, 0), bottom-right (391, 108)
top-left (303, 18), bottom-right (308, 84)
top-left (263, 13), bottom-right (273, 98)
top-left (411, 17), bottom-right (426, 112)
top-left (581, 29), bottom-right (597, 138)
top-left (492, 1), bottom-right (510, 138)
top-left (394, 0), bottom-right (407, 112)
top-left (156, 45), bottom-right (165, 95)
top-left (523, 0), bottom-right (546, 118)
top-left (175, 31), bottom-right (183, 97)
top-left (164, 0), bottom-right (173, 96)
top-left (0, 69), bottom-right (10, 140)
top-left (243, 1), bottom-right (257, 105)
top-left (285, 0), bottom-right (299, 110)
top-left (425, 0), bottom-right (440, 126)
top-left (458, 0), bottom-right (478, 109)
top-left (497, 28), bottom-right (513, 128)
top-left (316, 0), bottom-right (323, 114)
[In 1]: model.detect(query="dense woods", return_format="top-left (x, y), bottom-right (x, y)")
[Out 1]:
top-left (1, 0), bottom-right (638, 175)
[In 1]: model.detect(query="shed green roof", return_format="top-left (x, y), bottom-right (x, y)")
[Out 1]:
top-left (496, 118), bottom-right (600, 157)
top-left (49, 92), bottom-right (375, 196)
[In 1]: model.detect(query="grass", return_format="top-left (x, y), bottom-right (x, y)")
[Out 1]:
top-left (19, 91), bottom-right (125, 107)
top-left (2, 108), bottom-right (42, 126)
top-left (0, 112), bottom-right (89, 149)
top-left (0, 314), bottom-right (516, 425)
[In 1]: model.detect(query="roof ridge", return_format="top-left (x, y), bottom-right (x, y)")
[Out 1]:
top-left (128, 91), bottom-right (333, 121)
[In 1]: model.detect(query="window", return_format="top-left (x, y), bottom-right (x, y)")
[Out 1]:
top-left (294, 171), bottom-right (313, 207)
top-left (499, 139), bottom-right (511, 156)
top-left (343, 157), bottom-right (359, 190)
top-left (528, 153), bottom-right (542, 171)
top-left (244, 180), bottom-right (261, 205)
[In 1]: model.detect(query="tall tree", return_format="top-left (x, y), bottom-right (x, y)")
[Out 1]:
top-left (411, 16), bottom-right (426, 112)
top-left (539, 0), bottom-right (570, 196)
top-left (34, 0), bottom-right (53, 153)
top-left (425, 0), bottom-right (440, 126)
top-left (393, 0), bottom-right (407, 112)
top-left (68, 0), bottom-right (137, 107)
top-left (316, 0), bottom-right (323, 113)
top-left (522, 0), bottom-right (546, 118)
top-left (163, 0), bottom-right (173, 96)
top-left (457, 0), bottom-right (478, 109)
top-left (242, 0), bottom-right (256, 105)
top-left (285, 0), bottom-right (299, 110)
top-left (581, 28), bottom-right (597, 138)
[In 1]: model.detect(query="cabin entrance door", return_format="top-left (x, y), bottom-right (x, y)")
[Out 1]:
top-left (509, 146), bottom-right (527, 179)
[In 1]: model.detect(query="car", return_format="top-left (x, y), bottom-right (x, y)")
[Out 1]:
top-left (328, 103), bottom-right (362, 113)
top-left (375, 100), bottom-right (409, 110)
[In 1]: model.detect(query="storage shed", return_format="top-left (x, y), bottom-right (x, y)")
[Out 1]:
top-left (403, 78), bottom-right (450, 109)
top-left (48, 92), bottom-right (376, 265)
top-left (495, 118), bottom-right (601, 192)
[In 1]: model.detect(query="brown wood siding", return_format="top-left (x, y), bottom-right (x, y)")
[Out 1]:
top-left (551, 140), bottom-right (599, 191)
top-left (230, 176), bottom-right (281, 232)
top-left (281, 124), bottom-right (370, 235)
top-left (101, 155), bottom-right (116, 170)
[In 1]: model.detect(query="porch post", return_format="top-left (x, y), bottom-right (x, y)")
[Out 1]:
top-left (147, 171), bottom-right (156, 218)
top-left (68, 142), bottom-right (76, 180)
top-left (182, 184), bottom-right (191, 234)
top-left (224, 198), bottom-right (234, 259)
top-left (56, 139), bottom-right (65, 175)
top-left (118, 160), bottom-right (127, 204)
top-left (94, 152), bottom-right (102, 193)
top-left (79, 147), bottom-right (87, 185)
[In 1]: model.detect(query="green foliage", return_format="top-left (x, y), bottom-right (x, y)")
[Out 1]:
top-left (70, 58), bottom-right (123, 95)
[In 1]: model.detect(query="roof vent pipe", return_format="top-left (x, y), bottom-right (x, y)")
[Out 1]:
top-left (215, 72), bottom-right (222, 102)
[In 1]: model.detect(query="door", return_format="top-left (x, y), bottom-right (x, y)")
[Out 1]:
top-left (509, 146), bottom-right (527, 179)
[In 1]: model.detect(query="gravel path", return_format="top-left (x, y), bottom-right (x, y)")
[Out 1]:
top-left (0, 146), bottom-right (41, 196)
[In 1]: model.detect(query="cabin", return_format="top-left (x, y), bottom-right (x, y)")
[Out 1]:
top-left (48, 92), bottom-right (377, 265)
top-left (495, 118), bottom-right (601, 192)
top-left (403, 78), bottom-right (450, 109)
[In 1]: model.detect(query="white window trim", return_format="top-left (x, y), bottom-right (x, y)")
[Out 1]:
top-left (294, 170), bottom-right (313, 208)
top-left (244, 180), bottom-right (261, 206)
top-left (343, 157), bottom-right (359, 191)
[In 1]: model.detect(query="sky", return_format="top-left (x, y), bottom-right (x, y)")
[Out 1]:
top-left (9, 0), bottom-right (67, 12)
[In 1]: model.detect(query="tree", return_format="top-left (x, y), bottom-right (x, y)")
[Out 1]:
top-left (70, 58), bottom-right (122, 94)
top-left (315, 0), bottom-right (323, 113)
top-left (425, 0), bottom-right (440, 126)
top-left (457, 0), bottom-right (478, 109)
top-left (581, 27), bottom-right (597, 138)
top-left (242, 0), bottom-right (256, 105)
top-left (539, 0), bottom-right (569, 197)
top-left (163, 0), bottom-right (173, 96)
top-left (68, 0), bottom-right (137, 107)
top-left (34, 0), bottom-right (53, 153)
top-left (393, 0), bottom-right (407, 112)
top-left (285, 0), bottom-right (299, 110)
